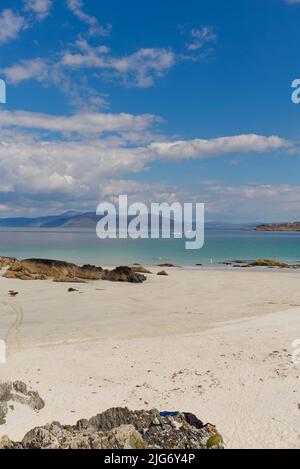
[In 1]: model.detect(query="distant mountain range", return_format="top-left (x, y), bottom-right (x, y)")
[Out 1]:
top-left (0, 212), bottom-right (257, 230)
top-left (0, 211), bottom-right (99, 228)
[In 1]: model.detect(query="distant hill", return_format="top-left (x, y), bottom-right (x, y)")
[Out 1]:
top-left (0, 212), bottom-right (178, 230)
top-left (0, 212), bottom-right (255, 230)
top-left (0, 212), bottom-right (97, 228)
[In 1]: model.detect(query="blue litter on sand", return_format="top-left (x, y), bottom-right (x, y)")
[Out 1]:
top-left (159, 411), bottom-right (180, 417)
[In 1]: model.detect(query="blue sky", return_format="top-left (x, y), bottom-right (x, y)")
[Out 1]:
top-left (0, 0), bottom-right (300, 221)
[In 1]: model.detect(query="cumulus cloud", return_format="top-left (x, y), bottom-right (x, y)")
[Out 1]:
top-left (0, 9), bottom-right (26, 44)
top-left (66, 0), bottom-right (111, 36)
top-left (0, 106), bottom-right (289, 214)
top-left (0, 138), bottom-right (149, 198)
top-left (24, 0), bottom-right (53, 20)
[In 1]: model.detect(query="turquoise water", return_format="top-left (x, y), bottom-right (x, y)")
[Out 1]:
top-left (1, 228), bottom-right (300, 265)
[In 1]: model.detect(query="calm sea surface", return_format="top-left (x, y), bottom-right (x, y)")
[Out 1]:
top-left (1, 227), bottom-right (300, 265)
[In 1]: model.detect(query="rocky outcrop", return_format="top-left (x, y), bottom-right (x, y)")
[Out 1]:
top-left (2, 258), bottom-right (146, 284)
top-left (0, 381), bottom-right (45, 425)
top-left (3, 258), bottom-right (102, 282)
top-left (245, 259), bottom-right (289, 268)
top-left (255, 222), bottom-right (300, 232)
top-left (0, 407), bottom-right (224, 449)
top-left (221, 259), bottom-right (298, 269)
top-left (102, 266), bottom-right (146, 283)
top-left (130, 265), bottom-right (152, 274)
top-left (0, 257), bottom-right (17, 269)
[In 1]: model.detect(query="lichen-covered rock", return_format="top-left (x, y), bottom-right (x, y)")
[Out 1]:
top-left (130, 266), bottom-right (152, 274)
top-left (246, 259), bottom-right (289, 268)
top-left (3, 259), bottom-right (146, 284)
top-left (102, 266), bottom-right (146, 283)
top-left (0, 257), bottom-right (17, 269)
top-left (0, 381), bottom-right (45, 425)
top-left (1, 407), bottom-right (224, 449)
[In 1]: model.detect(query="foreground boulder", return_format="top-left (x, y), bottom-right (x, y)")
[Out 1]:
top-left (2, 258), bottom-right (146, 284)
top-left (0, 381), bottom-right (44, 425)
top-left (0, 407), bottom-right (223, 449)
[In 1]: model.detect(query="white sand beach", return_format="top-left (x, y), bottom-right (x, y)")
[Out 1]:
top-left (1, 266), bottom-right (300, 449)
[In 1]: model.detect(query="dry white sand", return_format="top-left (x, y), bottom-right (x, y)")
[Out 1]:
top-left (1, 267), bottom-right (300, 449)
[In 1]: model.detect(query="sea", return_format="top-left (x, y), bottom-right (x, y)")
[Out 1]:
top-left (1, 226), bottom-right (300, 266)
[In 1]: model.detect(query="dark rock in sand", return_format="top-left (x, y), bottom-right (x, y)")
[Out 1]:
top-left (157, 271), bottom-right (168, 276)
top-left (102, 266), bottom-right (146, 283)
top-left (0, 381), bottom-right (44, 425)
top-left (8, 291), bottom-right (19, 297)
top-left (130, 265), bottom-right (152, 274)
top-left (0, 407), bottom-right (224, 449)
top-left (245, 259), bottom-right (289, 268)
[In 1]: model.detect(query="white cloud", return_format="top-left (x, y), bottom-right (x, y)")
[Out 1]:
top-left (1, 19), bottom-right (214, 93)
top-left (66, 0), bottom-right (111, 36)
top-left (0, 110), bottom-right (286, 155)
top-left (187, 26), bottom-right (217, 51)
top-left (2, 58), bottom-right (49, 85)
top-left (150, 135), bottom-right (288, 160)
top-left (0, 137), bottom-right (149, 198)
top-left (197, 182), bottom-right (300, 221)
top-left (61, 39), bottom-right (176, 87)
top-left (98, 179), bottom-right (179, 205)
top-left (1, 56), bottom-right (110, 111)
top-left (0, 2), bottom-right (51, 46)
top-left (0, 107), bottom-right (289, 214)
top-left (24, 0), bottom-right (53, 20)
top-left (0, 9), bottom-right (26, 44)
top-left (0, 109), bottom-right (159, 136)
top-left (2, 39), bottom-right (176, 100)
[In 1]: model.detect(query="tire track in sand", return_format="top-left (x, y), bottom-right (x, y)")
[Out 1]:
top-left (0, 300), bottom-right (24, 354)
